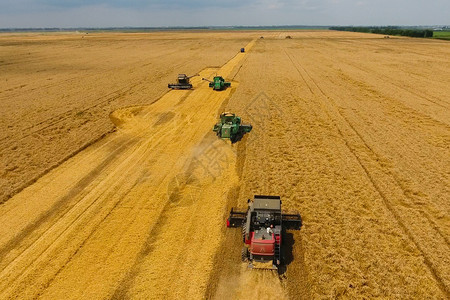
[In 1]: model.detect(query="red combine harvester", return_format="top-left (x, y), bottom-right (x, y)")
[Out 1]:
top-left (226, 195), bottom-right (302, 270)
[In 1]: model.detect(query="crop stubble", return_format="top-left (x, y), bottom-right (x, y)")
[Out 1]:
top-left (0, 31), bottom-right (448, 299)
top-left (0, 31), bottom-right (253, 203)
top-left (220, 31), bottom-right (449, 298)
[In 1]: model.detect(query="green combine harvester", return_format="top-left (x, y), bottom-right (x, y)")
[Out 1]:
top-left (213, 112), bottom-right (252, 142)
top-left (202, 76), bottom-right (231, 91)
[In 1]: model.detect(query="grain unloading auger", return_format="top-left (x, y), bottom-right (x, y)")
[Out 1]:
top-left (168, 74), bottom-right (198, 89)
top-left (213, 112), bottom-right (252, 142)
top-left (227, 195), bottom-right (302, 270)
top-left (202, 76), bottom-right (231, 91)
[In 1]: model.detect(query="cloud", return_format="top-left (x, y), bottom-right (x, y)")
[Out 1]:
top-left (19, 0), bottom-right (249, 10)
top-left (0, 0), bottom-right (449, 27)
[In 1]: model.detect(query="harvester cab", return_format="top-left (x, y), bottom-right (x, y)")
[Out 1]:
top-left (202, 76), bottom-right (231, 91)
top-left (213, 112), bottom-right (252, 142)
top-left (168, 74), bottom-right (198, 89)
top-left (226, 195), bottom-right (302, 270)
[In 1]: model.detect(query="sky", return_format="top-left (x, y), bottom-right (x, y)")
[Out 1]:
top-left (0, 0), bottom-right (448, 28)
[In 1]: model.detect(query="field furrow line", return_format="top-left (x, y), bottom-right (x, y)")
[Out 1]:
top-left (109, 92), bottom-right (240, 298)
top-left (345, 61), bottom-right (449, 108)
top-left (0, 119), bottom-right (180, 298)
top-left (33, 42), bottom-right (253, 297)
top-left (0, 82), bottom-right (140, 144)
top-left (0, 136), bottom-right (137, 266)
top-left (0, 100), bottom-right (184, 268)
top-left (285, 48), bottom-right (449, 295)
top-left (0, 53), bottom-right (193, 143)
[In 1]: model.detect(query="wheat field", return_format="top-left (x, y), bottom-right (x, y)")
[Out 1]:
top-left (0, 30), bottom-right (448, 299)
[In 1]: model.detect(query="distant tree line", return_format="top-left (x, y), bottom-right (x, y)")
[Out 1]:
top-left (330, 26), bottom-right (433, 38)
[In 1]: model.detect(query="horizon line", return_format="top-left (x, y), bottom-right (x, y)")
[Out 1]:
top-left (0, 25), bottom-right (449, 31)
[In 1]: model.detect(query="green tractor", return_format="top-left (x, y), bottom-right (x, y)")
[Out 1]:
top-left (202, 76), bottom-right (231, 91)
top-left (213, 112), bottom-right (252, 142)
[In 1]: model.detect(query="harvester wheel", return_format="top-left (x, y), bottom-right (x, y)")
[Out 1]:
top-left (241, 247), bottom-right (249, 262)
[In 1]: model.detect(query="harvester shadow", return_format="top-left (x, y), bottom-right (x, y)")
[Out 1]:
top-left (230, 131), bottom-right (248, 144)
top-left (278, 231), bottom-right (295, 275)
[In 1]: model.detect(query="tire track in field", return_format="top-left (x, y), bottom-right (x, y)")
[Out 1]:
top-left (0, 56), bottom-right (194, 205)
top-left (25, 130), bottom-right (175, 296)
top-left (324, 61), bottom-right (450, 125)
top-left (310, 38), bottom-right (450, 110)
top-left (110, 198), bottom-right (173, 300)
top-left (0, 39), bottom-right (257, 299)
top-left (109, 47), bottom-right (257, 298)
top-left (342, 60), bottom-right (449, 108)
top-left (109, 99), bottom-right (224, 299)
top-left (0, 136), bottom-right (136, 266)
top-left (289, 46), bottom-right (450, 283)
top-left (292, 48), bottom-right (450, 240)
top-left (200, 60), bottom-right (248, 299)
top-left (0, 75), bottom-right (146, 144)
top-left (284, 48), bottom-right (449, 296)
top-left (304, 57), bottom-right (450, 225)
top-left (111, 155), bottom-right (213, 299)
top-left (0, 114), bottom-right (181, 297)
top-left (0, 96), bottom-right (186, 271)
top-left (206, 41), bottom-right (312, 300)
top-left (38, 179), bottom-right (142, 293)
top-left (0, 34), bottom-right (255, 207)
top-left (0, 41), bottom-right (183, 100)
top-left (0, 76), bottom-right (79, 101)
top-left (0, 134), bottom-right (143, 275)
top-left (0, 128), bottom-right (115, 206)
top-left (0, 43), bottom-right (195, 141)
